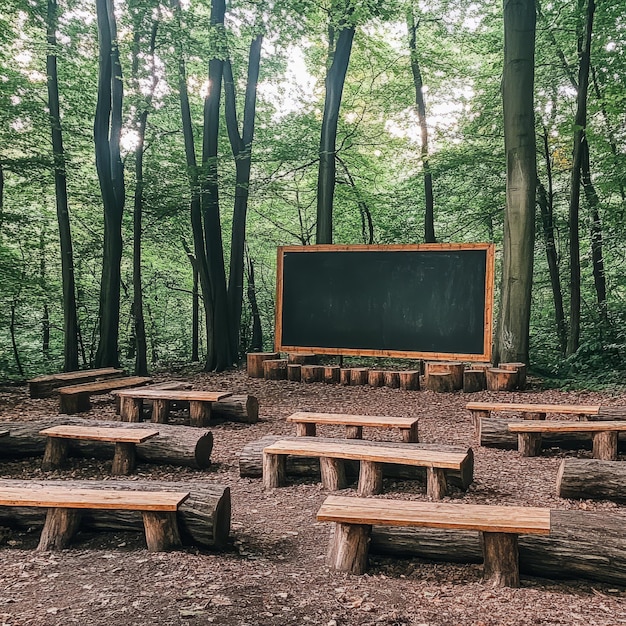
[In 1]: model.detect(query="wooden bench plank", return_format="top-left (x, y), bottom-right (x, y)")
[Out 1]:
top-left (0, 486), bottom-right (189, 511)
top-left (508, 420), bottom-right (626, 433)
top-left (40, 425), bottom-right (159, 444)
top-left (29, 368), bottom-right (125, 398)
top-left (317, 496), bottom-right (551, 534)
top-left (287, 411), bottom-right (417, 428)
top-left (466, 401), bottom-right (601, 415)
top-left (59, 376), bottom-right (153, 396)
top-left (115, 390), bottom-right (232, 401)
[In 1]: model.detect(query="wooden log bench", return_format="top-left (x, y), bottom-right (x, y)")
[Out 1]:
top-left (113, 380), bottom-right (192, 414)
top-left (58, 376), bottom-right (153, 414)
top-left (28, 367), bottom-right (125, 399)
top-left (39, 426), bottom-right (160, 475)
top-left (0, 484), bottom-right (189, 551)
top-left (263, 438), bottom-right (472, 499)
top-left (317, 495), bottom-right (551, 587)
top-left (508, 420), bottom-right (626, 460)
top-left (287, 411), bottom-right (419, 443)
top-left (117, 389), bottom-right (232, 426)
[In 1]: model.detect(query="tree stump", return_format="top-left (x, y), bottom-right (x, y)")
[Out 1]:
top-left (263, 359), bottom-right (288, 381)
top-left (327, 522), bottom-right (372, 574)
top-left (301, 365), bottom-right (324, 383)
top-left (518, 433), bottom-right (542, 457)
top-left (247, 352), bottom-right (279, 378)
top-left (60, 393), bottom-right (90, 415)
top-left (426, 372), bottom-right (454, 393)
top-left (287, 353), bottom-right (318, 365)
top-left (142, 511), bottom-right (182, 551)
top-left (368, 370), bottom-right (385, 387)
top-left (481, 532), bottom-right (520, 587)
top-left (349, 368), bottom-right (368, 386)
top-left (263, 453), bottom-right (286, 489)
top-left (426, 362), bottom-right (465, 389)
top-left (486, 368), bottom-right (517, 391)
top-left (320, 457), bottom-right (347, 490)
top-left (399, 371), bottom-right (420, 391)
top-left (324, 366), bottom-right (340, 384)
top-left (357, 461), bottom-right (383, 496)
top-left (384, 371), bottom-right (400, 388)
top-left (287, 364), bottom-right (302, 382)
top-left (499, 362), bottom-right (527, 390)
top-left (42, 438), bottom-right (69, 471)
top-left (111, 442), bottom-right (137, 475)
top-left (426, 467), bottom-right (447, 499)
top-left (295, 423), bottom-right (316, 437)
top-left (463, 369), bottom-right (486, 393)
top-left (189, 401), bottom-right (211, 427)
top-left (340, 369), bottom-right (351, 385)
top-left (556, 458), bottom-right (626, 502)
top-left (592, 431), bottom-right (618, 460)
top-left (37, 508), bottom-right (82, 551)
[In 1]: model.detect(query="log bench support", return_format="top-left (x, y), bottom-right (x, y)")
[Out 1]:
top-left (318, 496), bottom-right (550, 587)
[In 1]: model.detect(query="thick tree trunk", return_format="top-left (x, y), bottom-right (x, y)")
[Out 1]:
top-left (370, 509), bottom-right (626, 586)
top-left (495, 0), bottom-right (536, 365)
top-left (556, 458), bottom-right (626, 501)
top-left (0, 478), bottom-right (230, 550)
top-left (316, 22), bottom-right (355, 244)
top-left (0, 418), bottom-right (214, 469)
top-left (46, 0), bottom-right (80, 372)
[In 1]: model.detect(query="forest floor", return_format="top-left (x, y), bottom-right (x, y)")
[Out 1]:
top-left (1, 368), bottom-right (626, 626)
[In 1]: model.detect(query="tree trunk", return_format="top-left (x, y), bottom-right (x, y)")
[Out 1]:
top-left (94, 0), bottom-right (125, 368)
top-left (192, 265), bottom-right (199, 361)
top-left (0, 478), bottom-right (230, 550)
top-left (567, 0), bottom-right (595, 356)
top-left (556, 458), bottom-right (626, 502)
top-left (316, 18), bottom-right (355, 244)
top-left (245, 252), bottom-right (263, 351)
top-left (495, 0), bottom-right (536, 365)
top-left (46, 0), bottom-right (80, 371)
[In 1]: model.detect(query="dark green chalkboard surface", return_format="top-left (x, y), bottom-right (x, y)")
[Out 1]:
top-left (275, 244), bottom-right (495, 361)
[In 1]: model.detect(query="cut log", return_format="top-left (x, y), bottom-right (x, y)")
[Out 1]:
top-left (486, 368), bottom-right (517, 391)
top-left (426, 362), bottom-right (464, 389)
top-left (0, 478), bottom-right (230, 549)
top-left (287, 364), bottom-right (302, 382)
top-left (301, 365), bottom-right (324, 383)
top-left (0, 418), bottom-right (214, 469)
top-left (263, 359), bottom-right (288, 381)
top-left (320, 457), bottom-right (347, 490)
top-left (426, 372), bottom-right (453, 393)
top-left (324, 366), bottom-right (341, 384)
top-left (247, 352), bottom-right (279, 378)
top-left (327, 522), bottom-right (371, 574)
top-left (463, 369), bottom-right (486, 393)
top-left (239, 436), bottom-right (473, 490)
top-left (349, 368), bottom-right (368, 386)
top-left (370, 509), bottom-right (626, 586)
top-left (399, 371), bottom-right (420, 391)
top-left (368, 370), bottom-right (385, 388)
top-left (383, 371), bottom-right (400, 388)
top-left (213, 394), bottom-right (259, 424)
top-left (499, 362), bottom-right (527, 390)
top-left (287, 353), bottom-right (318, 365)
top-left (556, 458), bottom-right (626, 502)
top-left (481, 532), bottom-right (519, 587)
top-left (340, 369), bottom-right (351, 385)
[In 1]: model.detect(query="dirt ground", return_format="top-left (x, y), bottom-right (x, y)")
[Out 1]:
top-left (1, 368), bottom-right (626, 626)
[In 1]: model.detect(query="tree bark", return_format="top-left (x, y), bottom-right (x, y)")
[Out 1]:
top-left (556, 458), bottom-right (626, 502)
top-left (495, 0), bottom-right (536, 365)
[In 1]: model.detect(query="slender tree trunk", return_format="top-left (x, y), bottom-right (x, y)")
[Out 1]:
top-left (245, 249), bottom-right (263, 352)
top-left (495, 0), bottom-right (537, 365)
top-left (316, 19), bottom-right (355, 244)
top-left (192, 266), bottom-right (199, 362)
top-left (39, 229), bottom-right (50, 359)
top-left (10, 301), bottom-right (24, 377)
top-left (567, 0), bottom-right (594, 356)
top-left (336, 155), bottom-right (373, 244)
top-left (94, 0), bottom-right (125, 368)
top-left (46, 0), bottom-right (79, 371)
top-left (224, 33), bottom-right (262, 360)
top-left (407, 9), bottom-right (435, 243)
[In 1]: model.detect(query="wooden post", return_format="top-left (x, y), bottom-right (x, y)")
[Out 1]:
top-left (263, 359), bottom-right (288, 381)
top-left (142, 511), bottom-right (182, 551)
top-left (287, 364), bottom-right (302, 382)
top-left (486, 368), bottom-right (517, 391)
top-left (471, 409), bottom-right (491, 437)
top-left (60, 392), bottom-right (91, 415)
top-left (295, 423), bottom-right (316, 437)
top-left (42, 438), bottom-right (69, 471)
top-left (340, 369), bottom-right (351, 385)
top-left (324, 366), bottom-right (341, 384)
top-left (263, 453), bottom-right (286, 489)
top-left (247, 352), bottom-right (279, 378)
top-left (518, 432), bottom-right (542, 456)
top-left (152, 399), bottom-right (170, 424)
top-left (301, 365), bottom-right (324, 383)
top-left (349, 368), bottom-right (368, 386)
top-left (400, 423), bottom-right (419, 443)
top-left (357, 461), bottom-right (383, 496)
top-left (426, 372), bottom-right (454, 393)
top-left (189, 401), bottom-right (211, 427)
top-left (592, 431), bottom-right (618, 460)
top-left (399, 371), bottom-right (420, 391)
top-left (327, 522), bottom-right (372, 574)
top-left (521, 411), bottom-right (546, 420)
top-left (37, 508), bottom-right (82, 551)
top-left (320, 457), bottom-right (347, 490)
top-left (384, 371), bottom-right (400, 388)
top-left (463, 370), bottom-right (486, 393)
top-left (122, 397), bottom-right (144, 423)
top-left (368, 370), bottom-right (385, 387)
top-left (345, 425), bottom-right (363, 439)
top-left (481, 531), bottom-right (520, 587)
top-left (111, 442), bottom-right (137, 475)
top-left (426, 467), bottom-right (447, 499)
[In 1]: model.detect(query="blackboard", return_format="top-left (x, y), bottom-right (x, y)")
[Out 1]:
top-left (275, 244), bottom-right (495, 361)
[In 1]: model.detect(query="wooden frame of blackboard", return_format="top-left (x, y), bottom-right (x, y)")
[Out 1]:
top-left (275, 243), bottom-right (496, 362)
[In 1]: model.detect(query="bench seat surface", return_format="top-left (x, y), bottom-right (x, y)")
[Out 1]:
top-left (508, 420), bottom-right (626, 433)
top-left (264, 439), bottom-right (466, 469)
top-left (287, 412), bottom-right (418, 428)
top-left (0, 486), bottom-right (189, 511)
top-left (40, 425), bottom-right (160, 444)
top-left (59, 377), bottom-right (152, 396)
top-left (317, 495), bottom-right (551, 534)
top-left (29, 368), bottom-right (124, 384)
top-left (466, 402), bottom-right (601, 415)
top-left (115, 389), bottom-right (232, 402)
